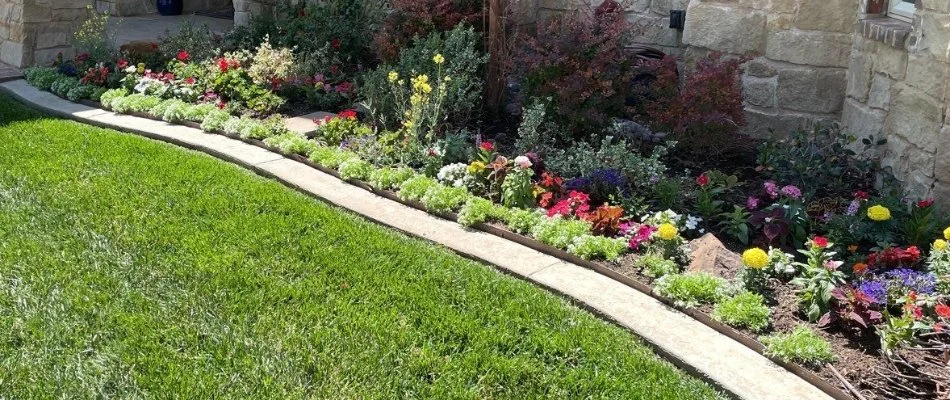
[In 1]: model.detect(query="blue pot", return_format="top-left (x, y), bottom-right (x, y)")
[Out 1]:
top-left (157, 0), bottom-right (183, 15)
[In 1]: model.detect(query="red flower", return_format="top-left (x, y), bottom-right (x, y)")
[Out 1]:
top-left (116, 58), bottom-right (128, 69)
top-left (854, 190), bottom-right (869, 200)
top-left (177, 50), bottom-right (190, 62)
top-left (163, 72), bottom-right (175, 81)
top-left (479, 141), bottom-right (495, 152)
top-left (150, 42), bottom-right (158, 50)
top-left (912, 306), bottom-right (923, 320)
top-left (185, 76), bottom-right (195, 85)
top-left (812, 236), bottom-right (829, 248)
top-left (696, 173), bottom-right (709, 187)
top-left (935, 303), bottom-right (950, 319)
top-left (217, 58), bottom-right (229, 72)
top-left (339, 109), bottom-right (357, 119)
top-left (331, 37), bottom-right (341, 50)
top-left (917, 199), bottom-right (934, 208)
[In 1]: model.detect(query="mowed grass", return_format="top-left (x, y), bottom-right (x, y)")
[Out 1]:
top-left (0, 93), bottom-right (722, 399)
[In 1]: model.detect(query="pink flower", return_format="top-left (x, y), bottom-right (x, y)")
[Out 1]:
top-left (116, 58), bottom-right (128, 69)
top-left (696, 173), bottom-right (709, 187)
top-left (823, 260), bottom-right (843, 270)
top-left (331, 37), bottom-right (341, 49)
top-left (514, 156), bottom-right (532, 169)
top-left (812, 236), bottom-right (829, 248)
top-left (746, 196), bottom-right (760, 210)
top-left (781, 185), bottom-right (802, 199)
top-left (764, 181), bottom-right (779, 199)
top-left (917, 199), bottom-right (934, 208)
top-left (854, 190), bottom-right (869, 200)
top-left (479, 141), bottom-right (495, 152)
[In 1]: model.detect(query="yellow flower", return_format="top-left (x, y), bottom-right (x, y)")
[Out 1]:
top-left (388, 71), bottom-right (399, 83)
top-left (742, 248), bottom-right (769, 269)
top-left (136, 63), bottom-right (145, 74)
top-left (867, 205), bottom-right (891, 221)
top-left (944, 226), bottom-right (950, 240)
top-left (656, 223), bottom-right (678, 241)
top-left (403, 120), bottom-right (414, 129)
top-left (934, 239), bottom-right (948, 251)
top-left (433, 53), bottom-right (445, 64)
top-left (444, 76), bottom-right (452, 82)
top-left (467, 161), bottom-right (486, 174)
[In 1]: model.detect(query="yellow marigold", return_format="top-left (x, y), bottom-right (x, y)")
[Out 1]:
top-left (387, 71), bottom-right (399, 83)
top-left (742, 248), bottom-right (769, 269)
top-left (136, 62), bottom-right (145, 74)
top-left (935, 239), bottom-right (948, 251)
top-left (656, 223), bottom-right (678, 241)
top-left (944, 226), bottom-right (950, 240)
top-left (467, 161), bottom-right (486, 174)
top-left (433, 53), bottom-right (445, 64)
top-left (867, 205), bottom-right (891, 221)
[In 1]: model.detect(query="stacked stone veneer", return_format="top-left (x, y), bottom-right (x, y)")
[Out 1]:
top-left (0, 0), bottom-right (93, 68)
top-left (233, 0), bottom-right (276, 26)
top-left (842, 0), bottom-right (950, 200)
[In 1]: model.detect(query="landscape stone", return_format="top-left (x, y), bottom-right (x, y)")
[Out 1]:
top-left (284, 111), bottom-right (337, 137)
top-left (687, 233), bottom-right (743, 279)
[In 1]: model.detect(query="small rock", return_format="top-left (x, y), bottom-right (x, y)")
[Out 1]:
top-left (687, 233), bottom-right (743, 279)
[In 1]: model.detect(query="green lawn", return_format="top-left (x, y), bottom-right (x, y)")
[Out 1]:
top-left (0, 93), bottom-right (721, 399)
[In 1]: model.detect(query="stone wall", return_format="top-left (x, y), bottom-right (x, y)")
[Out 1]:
top-left (233, 0), bottom-right (276, 26)
top-left (0, 0), bottom-right (94, 68)
top-left (842, 1), bottom-right (950, 201)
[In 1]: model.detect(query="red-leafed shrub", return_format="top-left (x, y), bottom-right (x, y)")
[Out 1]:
top-left (373, 0), bottom-right (484, 62)
top-left (640, 53), bottom-right (747, 154)
top-left (516, 1), bottom-right (636, 139)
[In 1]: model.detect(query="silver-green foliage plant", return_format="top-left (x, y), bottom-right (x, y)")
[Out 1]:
top-left (654, 272), bottom-right (729, 308)
top-left (201, 109), bottom-right (231, 132)
top-left (98, 88), bottom-right (128, 109)
top-left (263, 132), bottom-right (318, 155)
top-left (503, 208), bottom-right (543, 235)
top-left (110, 93), bottom-right (153, 114)
top-left (712, 291), bottom-right (771, 332)
top-left (184, 103), bottom-right (218, 123)
top-left (531, 216), bottom-right (592, 249)
top-left (569, 235), bottom-right (627, 260)
top-left (545, 136), bottom-right (672, 184)
top-left (421, 185), bottom-right (470, 214)
top-left (66, 85), bottom-right (95, 102)
top-left (397, 175), bottom-right (438, 202)
top-left (368, 167), bottom-right (416, 190)
top-left (457, 197), bottom-right (506, 227)
top-left (309, 146), bottom-right (357, 169)
top-left (762, 325), bottom-right (836, 366)
top-left (237, 117), bottom-right (270, 139)
top-left (338, 158), bottom-right (373, 181)
top-left (90, 87), bottom-right (109, 102)
top-left (51, 77), bottom-right (80, 98)
top-left (635, 254), bottom-right (680, 279)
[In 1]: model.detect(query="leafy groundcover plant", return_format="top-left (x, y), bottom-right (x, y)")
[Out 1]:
top-left (761, 325), bottom-right (836, 367)
top-left (654, 272), bottom-right (730, 308)
top-left (712, 291), bottom-right (771, 332)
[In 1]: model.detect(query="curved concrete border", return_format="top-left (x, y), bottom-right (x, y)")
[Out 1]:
top-left (1, 79), bottom-right (836, 400)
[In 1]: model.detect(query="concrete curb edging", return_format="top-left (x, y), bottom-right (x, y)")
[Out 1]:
top-left (1, 79), bottom-right (839, 400)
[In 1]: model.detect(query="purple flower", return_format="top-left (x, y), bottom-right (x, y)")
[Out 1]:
top-left (764, 181), bottom-right (779, 199)
top-left (885, 268), bottom-right (937, 295)
top-left (856, 280), bottom-right (887, 304)
top-left (746, 196), bottom-right (760, 210)
top-left (781, 185), bottom-right (802, 199)
top-left (846, 199), bottom-right (860, 216)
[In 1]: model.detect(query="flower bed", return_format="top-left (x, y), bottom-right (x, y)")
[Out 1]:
top-left (21, 1), bottom-right (950, 398)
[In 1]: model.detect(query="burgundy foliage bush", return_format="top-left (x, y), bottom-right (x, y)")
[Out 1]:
top-left (516, 1), bottom-right (636, 139)
top-left (373, 0), bottom-right (484, 62)
top-left (640, 53), bottom-right (748, 154)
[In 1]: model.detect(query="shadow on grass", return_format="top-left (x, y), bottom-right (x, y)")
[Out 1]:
top-left (0, 92), bottom-right (51, 127)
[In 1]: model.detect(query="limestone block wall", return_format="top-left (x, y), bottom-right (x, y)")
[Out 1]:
top-left (0, 0), bottom-right (94, 68)
top-left (842, 1), bottom-right (950, 201)
top-left (233, 0), bottom-right (276, 26)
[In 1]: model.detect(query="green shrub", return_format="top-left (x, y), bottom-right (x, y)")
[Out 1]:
top-left (421, 185), bottom-right (470, 213)
top-left (66, 85), bottom-right (95, 102)
top-left (158, 21), bottom-right (219, 62)
top-left (503, 208), bottom-right (542, 235)
top-left (531, 216), bottom-right (592, 249)
top-left (654, 272), bottom-right (729, 308)
top-left (368, 167), bottom-right (416, 191)
top-left (457, 197), bottom-right (506, 227)
top-left (338, 158), bottom-right (373, 181)
top-left (309, 146), bottom-right (357, 169)
top-left (90, 87), bottom-right (109, 102)
top-left (24, 67), bottom-right (60, 90)
top-left (762, 326), bottom-right (836, 366)
top-left (501, 167), bottom-right (535, 209)
top-left (635, 254), bottom-right (680, 279)
top-left (569, 235), bottom-right (627, 260)
top-left (712, 292), bottom-right (771, 332)
top-left (361, 24), bottom-right (486, 131)
top-left (50, 77), bottom-right (80, 98)
top-left (201, 110), bottom-right (232, 132)
top-left (397, 175), bottom-right (439, 202)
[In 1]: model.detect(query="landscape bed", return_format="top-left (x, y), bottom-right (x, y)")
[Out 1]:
top-left (13, 0), bottom-right (950, 398)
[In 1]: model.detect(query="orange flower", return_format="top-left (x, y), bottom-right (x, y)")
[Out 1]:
top-left (847, 244), bottom-right (858, 253)
top-left (852, 263), bottom-right (868, 275)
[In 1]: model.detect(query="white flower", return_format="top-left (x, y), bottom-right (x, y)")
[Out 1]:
top-left (124, 66), bottom-right (136, 73)
top-left (514, 155), bottom-right (532, 169)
